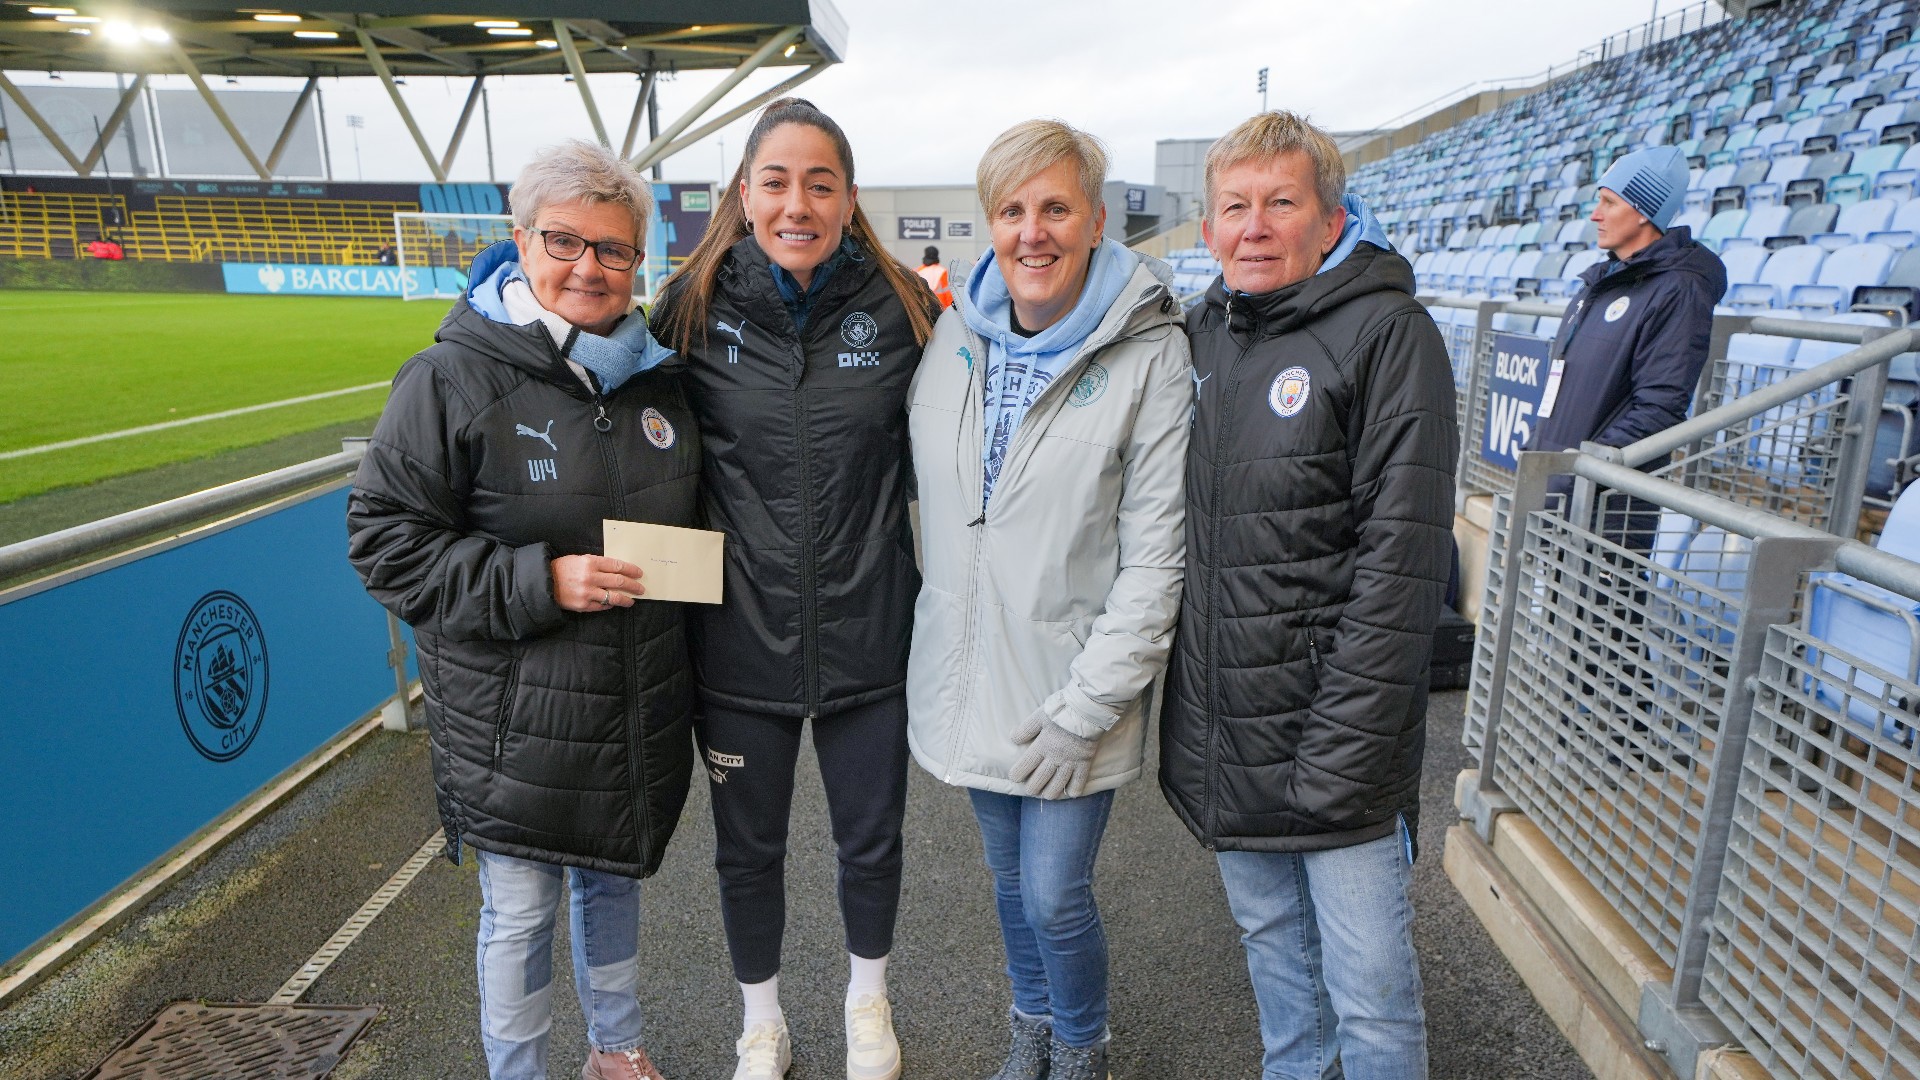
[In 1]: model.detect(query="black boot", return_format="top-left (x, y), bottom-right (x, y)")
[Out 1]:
top-left (986, 1011), bottom-right (1052, 1080)
top-left (1047, 1036), bottom-right (1109, 1080)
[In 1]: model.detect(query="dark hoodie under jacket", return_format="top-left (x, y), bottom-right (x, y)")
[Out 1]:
top-left (1532, 224), bottom-right (1728, 462)
top-left (652, 238), bottom-right (938, 718)
top-left (1160, 242), bottom-right (1459, 854)
top-left (347, 298), bottom-right (702, 878)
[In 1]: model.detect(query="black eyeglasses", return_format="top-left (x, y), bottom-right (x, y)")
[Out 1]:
top-left (533, 228), bottom-right (639, 272)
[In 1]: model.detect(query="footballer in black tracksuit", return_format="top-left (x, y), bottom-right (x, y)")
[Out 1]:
top-left (651, 237), bottom-right (937, 982)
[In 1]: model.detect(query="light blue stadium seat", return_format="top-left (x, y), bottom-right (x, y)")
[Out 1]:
top-left (1858, 142), bottom-right (1909, 180)
top-left (1828, 198), bottom-right (1900, 246)
top-left (1721, 244), bottom-right (1773, 287)
top-left (1827, 173), bottom-right (1873, 205)
top-left (1703, 208), bottom-right (1751, 249)
top-left (1562, 248), bottom-right (1605, 282)
top-left (1880, 169), bottom-right (1920, 200)
top-left (1741, 204), bottom-right (1795, 243)
top-left (1892, 197), bottom-right (1920, 234)
top-left (1807, 482), bottom-right (1920, 740)
top-left (1672, 209), bottom-right (1712, 236)
top-left (1819, 241), bottom-right (1898, 294)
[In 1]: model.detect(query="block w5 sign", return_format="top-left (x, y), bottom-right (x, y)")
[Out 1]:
top-left (1481, 332), bottom-right (1553, 469)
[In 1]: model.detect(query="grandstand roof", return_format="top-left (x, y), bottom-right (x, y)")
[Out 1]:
top-left (0, 0), bottom-right (846, 78)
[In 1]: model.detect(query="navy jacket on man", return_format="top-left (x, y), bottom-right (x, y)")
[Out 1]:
top-left (1532, 225), bottom-right (1727, 462)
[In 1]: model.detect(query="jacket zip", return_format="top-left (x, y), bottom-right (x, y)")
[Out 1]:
top-left (1202, 297), bottom-right (1260, 848)
top-left (490, 658), bottom-right (522, 771)
top-left (791, 338), bottom-right (822, 718)
top-left (591, 396), bottom-right (653, 859)
top-left (944, 321), bottom-right (990, 780)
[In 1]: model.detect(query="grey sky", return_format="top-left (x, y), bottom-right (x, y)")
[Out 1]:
top-left (9, 0), bottom-right (1692, 187)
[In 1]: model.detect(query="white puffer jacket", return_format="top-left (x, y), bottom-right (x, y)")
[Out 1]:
top-left (906, 257), bottom-right (1193, 796)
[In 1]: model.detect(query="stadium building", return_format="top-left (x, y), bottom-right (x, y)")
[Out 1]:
top-left (3, 1), bottom-right (1920, 1078)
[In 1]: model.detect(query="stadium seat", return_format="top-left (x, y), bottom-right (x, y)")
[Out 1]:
top-left (1880, 168), bottom-right (1920, 200)
top-left (1822, 197), bottom-right (1899, 247)
top-left (1827, 172), bottom-right (1873, 204)
top-left (1703, 208), bottom-right (1751, 248)
top-left (1807, 482), bottom-right (1920, 739)
top-left (1783, 201), bottom-right (1842, 243)
top-left (1721, 244), bottom-right (1772, 287)
top-left (1740, 204), bottom-right (1795, 244)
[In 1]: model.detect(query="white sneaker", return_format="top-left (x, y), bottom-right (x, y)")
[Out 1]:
top-left (733, 1021), bottom-right (791, 1080)
top-left (845, 994), bottom-right (902, 1080)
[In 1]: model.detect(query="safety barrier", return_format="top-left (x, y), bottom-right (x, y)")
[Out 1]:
top-left (1421, 298), bottom-right (1910, 525)
top-left (0, 442), bottom-right (415, 983)
top-left (1459, 415), bottom-right (1920, 1077)
top-left (1456, 316), bottom-right (1912, 751)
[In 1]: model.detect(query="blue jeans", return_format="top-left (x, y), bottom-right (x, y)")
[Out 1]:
top-left (968, 788), bottom-right (1115, 1048)
top-left (475, 849), bottom-right (646, 1080)
top-left (1215, 819), bottom-right (1427, 1080)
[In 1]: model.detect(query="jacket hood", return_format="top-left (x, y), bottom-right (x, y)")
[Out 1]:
top-left (1319, 194), bottom-right (1392, 275)
top-left (437, 283), bottom-right (573, 387)
top-left (1202, 239), bottom-right (1415, 338)
top-left (1580, 225), bottom-right (1728, 299)
top-left (957, 247), bottom-right (1180, 355)
top-left (960, 238), bottom-right (1141, 356)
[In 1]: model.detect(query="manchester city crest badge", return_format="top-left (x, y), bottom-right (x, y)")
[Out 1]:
top-left (173, 591), bottom-right (269, 762)
top-left (1069, 362), bottom-right (1109, 407)
top-left (841, 311), bottom-right (879, 349)
top-left (641, 407), bottom-right (676, 450)
top-left (1270, 366), bottom-right (1311, 418)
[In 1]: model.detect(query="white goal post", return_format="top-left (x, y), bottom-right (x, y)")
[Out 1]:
top-left (393, 211), bottom-right (516, 301)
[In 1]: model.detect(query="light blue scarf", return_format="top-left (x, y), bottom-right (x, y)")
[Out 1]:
top-left (962, 237), bottom-right (1139, 505)
top-left (465, 240), bottom-right (673, 393)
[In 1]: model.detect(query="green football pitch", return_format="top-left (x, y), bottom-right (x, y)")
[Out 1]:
top-left (0, 291), bottom-right (447, 505)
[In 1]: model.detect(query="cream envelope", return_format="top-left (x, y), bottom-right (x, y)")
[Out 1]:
top-left (602, 519), bottom-right (725, 604)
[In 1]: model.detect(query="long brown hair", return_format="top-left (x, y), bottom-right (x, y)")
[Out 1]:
top-left (656, 97), bottom-right (936, 353)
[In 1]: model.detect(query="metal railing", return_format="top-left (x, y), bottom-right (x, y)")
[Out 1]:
top-left (0, 442), bottom-right (366, 583)
top-left (1455, 313), bottom-right (1912, 750)
top-left (1460, 423), bottom-right (1920, 1078)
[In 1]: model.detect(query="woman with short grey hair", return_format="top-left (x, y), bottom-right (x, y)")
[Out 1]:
top-left (907, 119), bottom-right (1192, 1080)
top-left (349, 138), bottom-right (694, 1080)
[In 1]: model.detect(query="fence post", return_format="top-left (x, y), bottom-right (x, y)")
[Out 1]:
top-left (1464, 450), bottom-right (1581, 839)
top-left (381, 611), bottom-right (413, 732)
top-left (1635, 534), bottom-right (1845, 1079)
top-left (1453, 300), bottom-right (1504, 508)
top-left (1679, 313), bottom-right (1752, 491)
top-left (1825, 325), bottom-right (1893, 539)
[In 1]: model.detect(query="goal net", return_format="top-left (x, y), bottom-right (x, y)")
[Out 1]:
top-left (394, 212), bottom-right (515, 301)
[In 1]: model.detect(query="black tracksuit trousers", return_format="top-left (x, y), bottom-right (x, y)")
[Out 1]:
top-left (695, 695), bottom-right (909, 984)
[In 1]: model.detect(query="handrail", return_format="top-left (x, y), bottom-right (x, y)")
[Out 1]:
top-left (1567, 451), bottom-right (1920, 598)
top-left (0, 443), bottom-right (367, 583)
top-left (1609, 326), bottom-right (1917, 469)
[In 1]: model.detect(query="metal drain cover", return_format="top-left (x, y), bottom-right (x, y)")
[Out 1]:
top-left (83, 1001), bottom-right (381, 1080)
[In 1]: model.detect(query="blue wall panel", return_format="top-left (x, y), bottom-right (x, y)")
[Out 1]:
top-left (0, 487), bottom-right (398, 964)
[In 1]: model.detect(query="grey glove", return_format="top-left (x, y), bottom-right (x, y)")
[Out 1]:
top-left (1009, 709), bottom-right (1098, 800)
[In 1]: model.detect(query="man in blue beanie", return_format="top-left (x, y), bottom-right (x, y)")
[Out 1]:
top-left (1530, 144), bottom-right (1726, 552)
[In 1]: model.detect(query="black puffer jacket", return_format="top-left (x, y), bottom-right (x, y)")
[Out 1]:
top-left (1160, 243), bottom-right (1458, 853)
top-left (347, 299), bottom-right (701, 878)
top-left (653, 239), bottom-right (935, 717)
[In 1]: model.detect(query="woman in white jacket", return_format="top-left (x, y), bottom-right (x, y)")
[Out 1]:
top-left (905, 120), bottom-right (1191, 1080)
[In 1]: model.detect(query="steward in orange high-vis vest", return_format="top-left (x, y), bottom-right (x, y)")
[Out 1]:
top-left (916, 245), bottom-right (953, 309)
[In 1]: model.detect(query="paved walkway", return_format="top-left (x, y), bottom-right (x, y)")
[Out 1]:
top-left (0, 690), bottom-right (1592, 1079)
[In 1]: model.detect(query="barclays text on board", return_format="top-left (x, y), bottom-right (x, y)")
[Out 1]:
top-left (222, 262), bottom-right (465, 298)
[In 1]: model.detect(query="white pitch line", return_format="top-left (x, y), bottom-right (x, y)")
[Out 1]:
top-left (0, 381), bottom-right (391, 462)
top-left (272, 828), bottom-right (446, 1005)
